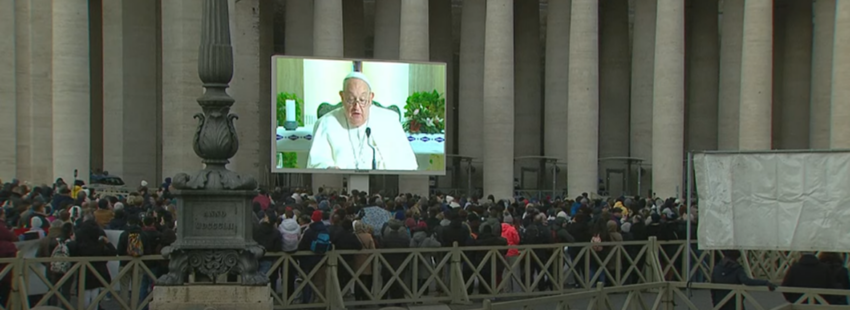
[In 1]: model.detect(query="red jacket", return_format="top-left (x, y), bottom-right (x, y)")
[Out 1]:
top-left (500, 223), bottom-right (520, 257)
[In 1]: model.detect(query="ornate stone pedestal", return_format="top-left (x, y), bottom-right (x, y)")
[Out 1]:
top-left (149, 285), bottom-right (273, 310)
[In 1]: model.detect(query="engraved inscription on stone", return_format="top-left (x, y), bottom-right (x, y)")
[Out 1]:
top-left (188, 202), bottom-right (239, 237)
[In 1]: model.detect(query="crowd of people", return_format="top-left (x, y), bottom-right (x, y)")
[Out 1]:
top-left (0, 178), bottom-right (177, 310)
top-left (0, 177), bottom-right (847, 309)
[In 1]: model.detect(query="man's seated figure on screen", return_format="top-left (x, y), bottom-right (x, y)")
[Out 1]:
top-left (307, 72), bottom-right (418, 170)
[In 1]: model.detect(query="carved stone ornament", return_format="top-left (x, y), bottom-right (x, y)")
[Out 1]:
top-left (171, 0), bottom-right (257, 191)
top-left (156, 246), bottom-right (269, 286)
top-left (189, 250), bottom-right (240, 281)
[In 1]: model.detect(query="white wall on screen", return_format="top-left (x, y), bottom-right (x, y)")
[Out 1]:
top-left (303, 59), bottom-right (352, 119)
top-left (361, 62), bottom-right (409, 113)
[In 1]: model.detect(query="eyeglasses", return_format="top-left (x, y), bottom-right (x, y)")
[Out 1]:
top-left (344, 97), bottom-right (371, 107)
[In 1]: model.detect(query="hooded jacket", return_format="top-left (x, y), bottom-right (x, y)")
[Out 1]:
top-left (711, 257), bottom-right (771, 310)
top-left (279, 218), bottom-right (301, 253)
top-left (500, 223), bottom-right (520, 257)
top-left (410, 230), bottom-right (441, 280)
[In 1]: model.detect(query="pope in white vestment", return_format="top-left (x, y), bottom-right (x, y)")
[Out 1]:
top-left (307, 72), bottom-right (419, 170)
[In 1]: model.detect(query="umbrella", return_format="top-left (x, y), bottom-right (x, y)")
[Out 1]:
top-left (359, 206), bottom-right (391, 237)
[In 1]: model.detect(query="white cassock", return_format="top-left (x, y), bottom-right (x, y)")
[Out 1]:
top-left (307, 106), bottom-right (419, 170)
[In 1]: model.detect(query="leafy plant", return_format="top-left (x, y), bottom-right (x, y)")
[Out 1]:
top-left (282, 152), bottom-right (298, 168)
top-left (403, 90), bottom-right (446, 134)
top-left (276, 92), bottom-right (304, 127)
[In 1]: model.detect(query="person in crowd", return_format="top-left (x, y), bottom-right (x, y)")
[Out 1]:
top-left (307, 71), bottom-right (417, 170)
top-left (297, 210), bottom-right (330, 303)
top-left (711, 250), bottom-right (776, 310)
top-left (253, 189), bottom-right (272, 211)
top-left (474, 225), bottom-right (508, 295)
top-left (253, 209), bottom-right (282, 293)
top-left (93, 198), bottom-right (114, 228)
top-left (782, 252), bottom-right (837, 304)
top-left (332, 219), bottom-right (362, 294)
top-left (410, 221), bottom-right (441, 295)
top-left (353, 221), bottom-right (376, 301)
top-left (107, 209), bottom-right (128, 231)
top-left (38, 222), bottom-right (73, 307)
top-left (380, 214), bottom-right (410, 302)
top-left (818, 252), bottom-right (850, 305)
top-left (68, 220), bottom-right (116, 310)
top-left (0, 212), bottom-right (16, 306)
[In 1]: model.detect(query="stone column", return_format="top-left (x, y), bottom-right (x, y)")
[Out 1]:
top-left (312, 0), bottom-right (345, 192)
top-left (717, 0), bottom-right (744, 150)
top-left (629, 0), bottom-right (656, 196)
top-left (52, 0), bottom-right (91, 184)
top-left (771, 1), bottom-right (786, 149)
top-left (161, 0), bottom-right (204, 180)
top-left (778, 0), bottom-right (813, 149)
top-left (686, 0), bottom-right (719, 151)
top-left (397, 0), bottom-right (430, 197)
top-left (343, 0), bottom-right (365, 58)
top-left (514, 0), bottom-right (542, 163)
top-left (230, 0), bottom-right (273, 187)
top-left (285, 0), bottom-right (314, 56)
top-left (598, 0), bottom-right (630, 195)
top-left (738, 0), bottom-right (773, 150)
top-left (831, 0), bottom-right (850, 148)
top-left (429, 0), bottom-right (455, 155)
top-left (483, 0), bottom-right (514, 199)
top-left (13, 0), bottom-right (32, 182)
top-left (458, 0), bottom-right (486, 190)
top-left (373, 0), bottom-right (400, 60)
top-left (567, 0), bottom-right (598, 198)
top-left (30, 0), bottom-right (54, 183)
top-left (102, 0), bottom-right (158, 188)
top-left (652, 0), bottom-right (685, 199)
top-left (544, 0), bottom-right (570, 192)
top-left (810, 0), bottom-right (835, 148)
top-left (0, 0), bottom-right (15, 181)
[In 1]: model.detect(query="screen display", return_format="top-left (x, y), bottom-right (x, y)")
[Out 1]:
top-left (271, 56), bottom-right (447, 175)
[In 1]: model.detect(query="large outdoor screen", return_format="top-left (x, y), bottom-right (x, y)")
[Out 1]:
top-left (271, 56), bottom-right (447, 175)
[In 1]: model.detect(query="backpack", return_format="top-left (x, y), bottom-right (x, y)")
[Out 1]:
top-left (49, 239), bottom-right (71, 273)
top-left (310, 231), bottom-right (332, 253)
top-left (126, 232), bottom-right (145, 257)
top-left (591, 234), bottom-right (603, 252)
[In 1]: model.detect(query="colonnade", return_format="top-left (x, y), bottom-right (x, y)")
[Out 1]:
top-left (2, 0), bottom-right (850, 200)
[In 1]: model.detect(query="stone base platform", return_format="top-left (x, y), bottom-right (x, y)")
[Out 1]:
top-left (150, 285), bottom-right (273, 310)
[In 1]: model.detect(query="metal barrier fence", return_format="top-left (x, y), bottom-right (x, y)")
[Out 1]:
top-left (1, 239), bottom-right (847, 310)
top-left (481, 282), bottom-right (850, 310)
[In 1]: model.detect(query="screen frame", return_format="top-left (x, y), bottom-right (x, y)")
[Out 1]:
top-left (269, 55), bottom-right (448, 176)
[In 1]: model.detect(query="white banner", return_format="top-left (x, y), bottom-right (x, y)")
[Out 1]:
top-left (694, 152), bottom-right (850, 252)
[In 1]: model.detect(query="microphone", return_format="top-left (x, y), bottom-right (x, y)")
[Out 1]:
top-left (366, 127), bottom-right (376, 170)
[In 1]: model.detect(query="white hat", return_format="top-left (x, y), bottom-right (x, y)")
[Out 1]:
top-left (141, 180), bottom-right (149, 187)
top-left (344, 71), bottom-right (372, 89)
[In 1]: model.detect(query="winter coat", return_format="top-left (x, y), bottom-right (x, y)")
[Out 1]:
top-left (410, 230), bottom-right (442, 280)
top-left (354, 230), bottom-right (375, 276)
top-left (711, 258), bottom-right (771, 310)
top-left (68, 239), bottom-right (117, 290)
top-left (782, 254), bottom-right (836, 304)
top-left (500, 223), bottom-right (520, 257)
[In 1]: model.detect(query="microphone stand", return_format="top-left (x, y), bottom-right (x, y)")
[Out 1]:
top-left (366, 127), bottom-right (376, 170)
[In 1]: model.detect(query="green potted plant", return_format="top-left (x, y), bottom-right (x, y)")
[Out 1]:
top-left (403, 90), bottom-right (445, 134)
top-left (276, 92), bottom-right (304, 168)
